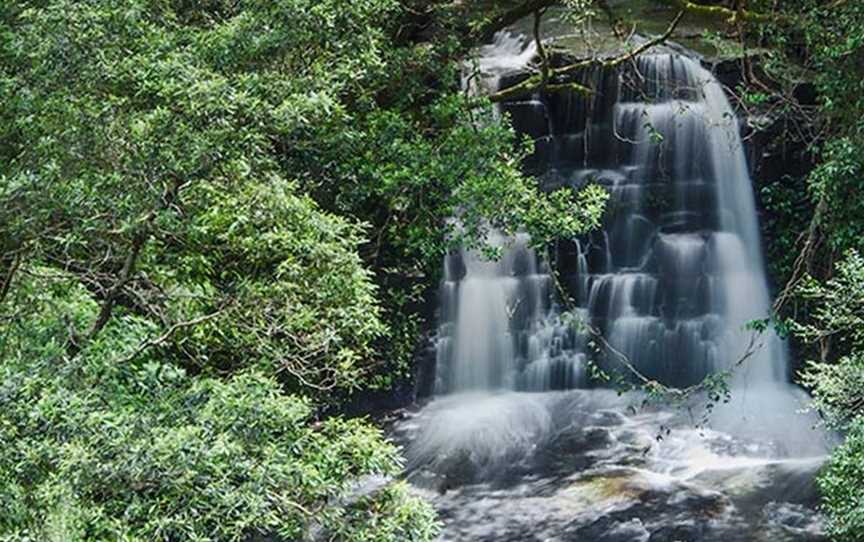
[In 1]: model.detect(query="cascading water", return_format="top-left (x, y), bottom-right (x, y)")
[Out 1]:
top-left (437, 53), bottom-right (787, 393)
top-left (398, 32), bottom-right (832, 542)
top-left (436, 231), bottom-right (588, 392)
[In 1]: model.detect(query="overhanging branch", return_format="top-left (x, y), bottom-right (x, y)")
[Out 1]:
top-left (489, 11), bottom-right (685, 103)
top-left (475, 0), bottom-right (561, 43)
top-left (660, 0), bottom-right (779, 24)
top-left (116, 304), bottom-right (230, 364)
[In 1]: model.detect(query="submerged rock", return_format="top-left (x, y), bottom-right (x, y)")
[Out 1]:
top-left (394, 390), bottom-right (829, 541)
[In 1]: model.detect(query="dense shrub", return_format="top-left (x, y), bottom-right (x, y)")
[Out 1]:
top-left (818, 418), bottom-right (864, 541)
top-left (0, 274), bottom-right (437, 541)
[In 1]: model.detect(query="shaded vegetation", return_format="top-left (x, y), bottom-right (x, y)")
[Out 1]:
top-left (0, 0), bottom-right (607, 539)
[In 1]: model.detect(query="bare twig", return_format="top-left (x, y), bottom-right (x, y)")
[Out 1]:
top-left (68, 176), bottom-right (189, 356)
top-left (547, 258), bottom-right (765, 401)
top-left (489, 11), bottom-right (685, 103)
top-left (773, 196), bottom-right (826, 314)
top-left (116, 304), bottom-right (230, 364)
top-left (661, 0), bottom-right (780, 24)
top-left (0, 252), bottom-right (22, 306)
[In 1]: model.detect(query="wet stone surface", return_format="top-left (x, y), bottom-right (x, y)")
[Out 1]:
top-left (392, 390), bottom-right (829, 542)
top-left (407, 28), bottom-right (833, 542)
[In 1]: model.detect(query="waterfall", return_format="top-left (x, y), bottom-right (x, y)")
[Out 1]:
top-left (435, 52), bottom-right (788, 393)
top-left (401, 36), bottom-right (830, 541)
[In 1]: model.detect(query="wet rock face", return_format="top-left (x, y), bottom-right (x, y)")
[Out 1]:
top-left (393, 390), bottom-right (828, 542)
top-left (436, 53), bottom-right (790, 397)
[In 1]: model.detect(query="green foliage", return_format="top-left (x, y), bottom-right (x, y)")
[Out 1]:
top-left (818, 417), bottom-right (864, 542)
top-left (792, 251), bottom-right (864, 539)
top-left (758, 175), bottom-right (811, 283)
top-left (794, 251), bottom-right (864, 431)
top-left (326, 483), bottom-right (439, 542)
top-left (184, 179), bottom-right (388, 390)
top-left (0, 0), bottom-right (609, 537)
top-left (759, 1), bottom-right (864, 256)
top-left (298, 92), bottom-right (607, 267)
top-left (801, 1), bottom-right (864, 125)
top-left (801, 353), bottom-right (864, 430)
top-left (0, 273), bottom-right (437, 541)
top-left (1, 0), bottom-right (405, 393)
top-left (794, 250), bottom-right (864, 353)
top-left (751, 22), bottom-right (864, 539)
top-left (0, 0), bottom-right (606, 394)
top-left (747, 2), bottom-right (864, 281)
top-left (806, 32), bottom-right (864, 262)
top-left (807, 138), bottom-right (864, 253)
top-left (702, 31), bottom-right (747, 60)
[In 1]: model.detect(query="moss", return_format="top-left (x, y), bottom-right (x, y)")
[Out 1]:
top-left (567, 471), bottom-right (646, 504)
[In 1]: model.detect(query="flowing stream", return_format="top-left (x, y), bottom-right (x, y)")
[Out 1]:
top-left (395, 32), bottom-right (832, 541)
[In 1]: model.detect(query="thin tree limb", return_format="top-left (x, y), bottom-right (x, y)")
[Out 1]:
top-left (534, 8), bottom-right (550, 88)
top-left (660, 0), bottom-right (779, 24)
top-left (83, 231), bottom-right (146, 343)
top-left (68, 176), bottom-right (188, 357)
top-left (116, 304), bottom-right (230, 364)
top-left (547, 252), bottom-right (765, 401)
top-left (475, 0), bottom-right (560, 43)
top-left (489, 11), bottom-right (685, 103)
top-left (0, 253), bottom-right (22, 306)
top-left (773, 196), bottom-right (827, 314)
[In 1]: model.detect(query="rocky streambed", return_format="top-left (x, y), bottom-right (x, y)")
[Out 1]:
top-left (392, 389), bottom-right (830, 541)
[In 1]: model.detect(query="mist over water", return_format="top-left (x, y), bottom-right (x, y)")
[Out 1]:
top-left (399, 32), bottom-right (833, 541)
